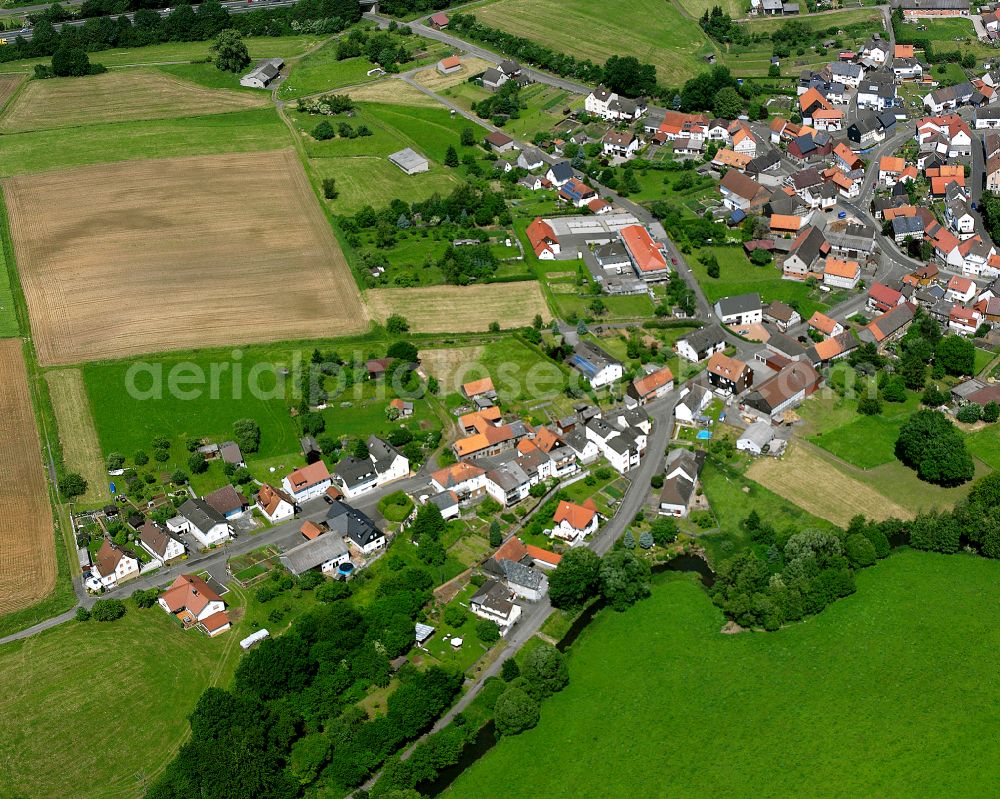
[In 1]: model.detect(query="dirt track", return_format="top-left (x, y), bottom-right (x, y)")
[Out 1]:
top-left (0, 340), bottom-right (56, 614)
top-left (4, 149), bottom-right (369, 365)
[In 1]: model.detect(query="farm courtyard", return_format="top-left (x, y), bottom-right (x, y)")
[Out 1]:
top-left (4, 149), bottom-right (369, 365)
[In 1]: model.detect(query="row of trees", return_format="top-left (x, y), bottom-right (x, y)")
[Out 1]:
top-left (449, 13), bottom-right (660, 97)
top-left (713, 471), bottom-right (1000, 630)
top-left (1, 0), bottom-right (360, 64)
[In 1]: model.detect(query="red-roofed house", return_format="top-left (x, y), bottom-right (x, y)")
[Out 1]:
top-left (158, 574), bottom-right (229, 635)
top-left (949, 305), bottom-right (982, 334)
top-left (526, 218), bottom-right (560, 259)
top-left (437, 55), bottom-right (462, 75)
top-left (282, 461), bottom-right (332, 502)
top-left (824, 257), bottom-right (861, 289)
top-left (627, 365), bottom-right (674, 407)
top-left (428, 12), bottom-right (449, 28)
top-left (620, 225), bottom-right (669, 281)
top-left (551, 498), bottom-right (600, 544)
top-left (947, 275), bottom-right (977, 302)
top-left (808, 311), bottom-right (844, 338)
top-left (867, 282), bottom-right (905, 313)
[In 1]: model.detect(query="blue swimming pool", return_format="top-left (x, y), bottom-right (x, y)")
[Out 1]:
top-left (696, 430), bottom-right (712, 440)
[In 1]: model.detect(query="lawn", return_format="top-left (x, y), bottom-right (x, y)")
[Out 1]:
top-left (967, 427), bottom-right (1000, 471)
top-left (278, 33), bottom-right (448, 99)
top-left (719, 8), bottom-right (883, 77)
top-left (690, 246), bottom-right (830, 320)
top-left (0, 217), bottom-right (17, 337)
top-left (81, 345), bottom-right (321, 468)
top-left (455, 336), bottom-right (569, 407)
top-left (447, 549), bottom-right (1000, 799)
top-left (296, 100), bottom-right (480, 214)
top-left (973, 347), bottom-right (995, 376)
top-left (471, 0), bottom-right (718, 82)
top-left (804, 387), bottom-right (922, 469)
top-left (698, 456), bottom-right (840, 562)
top-left (0, 35), bottom-right (321, 73)
top-left (0, 607), bottom-right (241, 799)
top-left (0, 107), bottom-right (290, 178)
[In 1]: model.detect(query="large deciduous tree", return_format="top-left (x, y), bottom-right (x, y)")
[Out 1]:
top-left (211, 29), bottom-right (250, 73)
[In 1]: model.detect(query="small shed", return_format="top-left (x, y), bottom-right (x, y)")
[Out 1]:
top-left (437, 55), bottom-right (462, 75)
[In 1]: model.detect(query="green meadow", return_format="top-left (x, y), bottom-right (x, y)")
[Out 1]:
top-left (0, 107), bottom-right (290, 177)
top-left (447, 549), bottom-right (1000, 799)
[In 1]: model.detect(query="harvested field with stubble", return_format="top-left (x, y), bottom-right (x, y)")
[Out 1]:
top-left (412, 56), bottom-right (491, 91)
top-left (0, 339), bottom-right (56, 614)
top-left (419, 345), bottom-right (486, 394)
top-left (5, 149), bottom-right (368, 365)
top-left (747, 442), bottom-right (910, 526)
top-left (0, 69), bottom-right (267, 133)
top-left (45, 370), bottom-right (106, 505)
top-left (366, 283), bottom-right (549, 333)
top-left (345, 79), bottom-right (439, 106)
top-left (0, 73), bottom-right (24, 110)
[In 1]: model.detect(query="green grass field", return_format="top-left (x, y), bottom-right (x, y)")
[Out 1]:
top-left (0, 107), bottom-right (290, 177)
top-left (277, 34), bottom-right (447, 99)
top-left (82, 346), bottom-right (305, 464)
top-left (472, 0), bottom-right (717, 82)
top-left (464, 336), bottom-right (569, 406)
top-left (908, 17), bottom-right (993, 63)
top-left (967, 427), bottom-right (1000, 470)
top-left (0, 223), bottom-right (18, 337)
top-left (724, 8), bottom-right (883, 77)
top-left (447, 549), bottom-right (1000, 799)
top-left (156, 62), bottom-right (266, 92)
top-left (0, 35), bottom-right (321, 73)
top-left (298, 100), bottom-right (479, 213)
top-left (803, 387), bottom-right (921, 469)
top-left (690, 246), bottom-right (830, 320)
top-left (0, 608), bottom-right (241, 799)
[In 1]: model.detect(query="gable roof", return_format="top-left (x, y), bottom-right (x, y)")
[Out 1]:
top-left (257, 484), bottom-right (294, 515)
top-left (553, 498), bottom-right (598, 531)
top-left (631, 365), bottom-right (674, 399)
top-left (160, 574), bottom-right (222, 616)
top-left (286, 461), bottom-right (331, 493)
top-left (720, 169), bottom-right (766, 202)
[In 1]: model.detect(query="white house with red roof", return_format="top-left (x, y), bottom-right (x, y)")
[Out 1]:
top-left (626, 365), bottom-right (674, 407)
top-left (158, 574), bottom-right (230, 636)
top-left (430, 461), bottom-right (487, 500)
top-left (947, 275), bottom-right (977, 302)
top-left (949, 305), bottom-right (982, 334)
top-left (92, 539), bottom-right (140, 589)
top-left (282, 460), bottom-right (333, 503)
top-left (550, 498), bottom-right (600, 544)
top-left (526, 218), bottom-right (560, 259)
top-left (256, 484), bottom-right (295, 523)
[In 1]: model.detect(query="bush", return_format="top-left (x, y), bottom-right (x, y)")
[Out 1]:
top-left (650, 474), bottom-right (664, 489)
top-left (494, 686), bottom-right (539, 736)
top-left (858, 397), bottom-right (882, 416)
top-left (75, 606), bottom-right (91, 622)
top-left (475, 618), bottom-right (501, 644)
top-left (500, 658), bottom-right (520, 682)
top-left (131, 588), bottom-right (159, 609)
top-left (443, 604), bottom-right (467, 628)
top-left (91, 598), bottom-right (126, 622)
top-left (315, 580), bottom-right (351, 603)
top-left (187, 452), bottom-right (208, 474)
top-left (60, 472), bottom-right (88, 499)
top-left (956, 404), bottom-right (981, 424)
